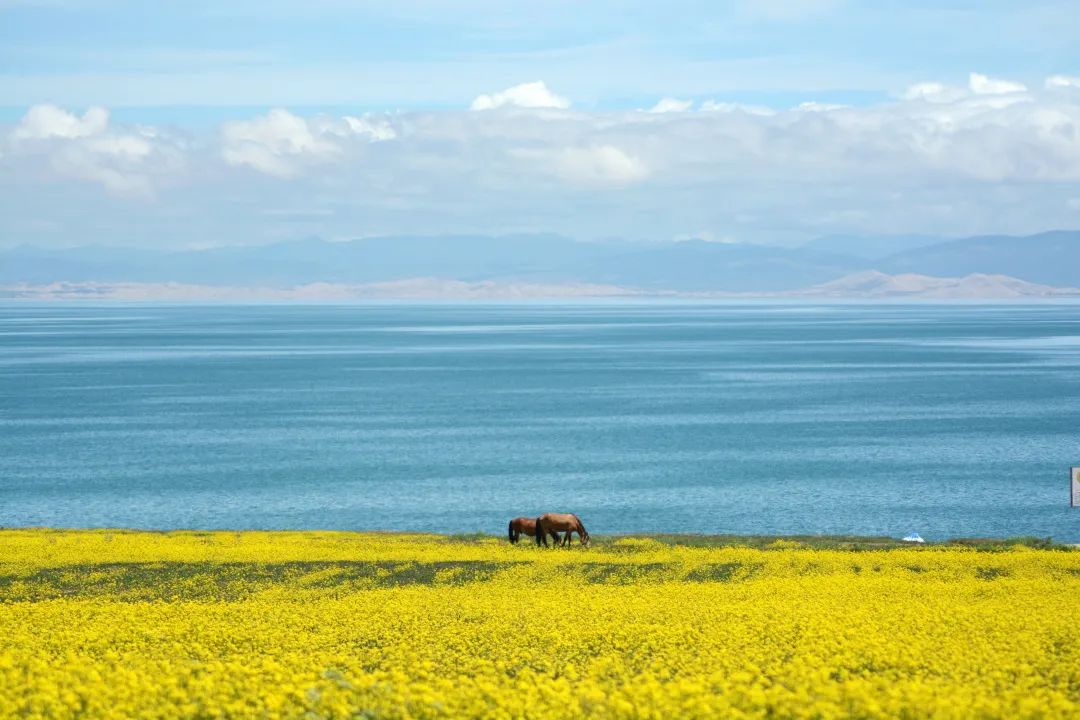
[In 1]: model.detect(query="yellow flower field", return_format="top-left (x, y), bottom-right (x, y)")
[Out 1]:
top-left (0, 530), bottom-right (1078, 719)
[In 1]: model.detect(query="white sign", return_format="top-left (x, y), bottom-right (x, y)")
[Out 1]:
top-left (1073, 467), bottom-right (1080, 508)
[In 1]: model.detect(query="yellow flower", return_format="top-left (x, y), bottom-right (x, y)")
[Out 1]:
top-left (0, 529), bottom-right (1076, 718)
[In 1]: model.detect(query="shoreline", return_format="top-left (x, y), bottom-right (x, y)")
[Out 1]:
top-left (3, 527), bottom-right (1073, 550)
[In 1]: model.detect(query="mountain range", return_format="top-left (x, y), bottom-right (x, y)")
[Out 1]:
top-left (793, 271), bottom-right (1080, 299)
top-left (2, 230), bottom-right (1078, 298)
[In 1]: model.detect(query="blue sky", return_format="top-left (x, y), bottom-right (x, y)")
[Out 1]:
top-left (4, 0), bottom-right (1078, 114)
top-left (2, 0), bottom-right (1080, 248)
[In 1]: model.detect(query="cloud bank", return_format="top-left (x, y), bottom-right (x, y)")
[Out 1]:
top-left (3, 73), bottom-right (1080, 245)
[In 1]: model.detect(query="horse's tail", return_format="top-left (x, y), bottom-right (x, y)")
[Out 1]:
top-left (535, 517), bottom-right (544, 546)
top-left (508, 520), bottom-right (516, 544)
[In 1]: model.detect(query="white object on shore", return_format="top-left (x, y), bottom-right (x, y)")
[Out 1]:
top-left (902, 533), bottom-right (925, 543)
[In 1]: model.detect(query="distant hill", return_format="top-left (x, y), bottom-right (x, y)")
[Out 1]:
top-left (571, 240), bottom-right (861, 292)
top-left (794, 271), bottom-right (1080, 299)
top-left (0, 279), bottom-right (645, 301)
top-left (876, 230), bottom-right (1080, 287)
top-left (0, 235), bottom-right (610, 287)
top-left (2, 230), bottom-right (1079, 293)
top-left (6, 271), bottom-right (1078, 301)
top-left (800, 234), bottom-right (944, 260)
top-left (0, 235), bottom-right (863, 292)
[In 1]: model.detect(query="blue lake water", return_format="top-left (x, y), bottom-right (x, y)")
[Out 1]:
top-left (1, 303), bottom-right (1079, 541)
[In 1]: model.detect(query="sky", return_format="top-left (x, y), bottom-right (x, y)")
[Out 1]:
top-left (2, 0), bottom-right (1080, 249)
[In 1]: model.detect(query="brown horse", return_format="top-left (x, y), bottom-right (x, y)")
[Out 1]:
top-left (508, 516), bottom-right (561, 545)
top-left (535, 512), bottom-right (590, 547)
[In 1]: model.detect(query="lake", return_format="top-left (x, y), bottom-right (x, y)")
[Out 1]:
top-left (2, 303), bottom-right (1079, 541)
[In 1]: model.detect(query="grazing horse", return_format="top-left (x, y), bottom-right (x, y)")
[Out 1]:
top-left (508, 516), bottom-right (561, 545)
top-left (535, 513), bottom-right (590, 547)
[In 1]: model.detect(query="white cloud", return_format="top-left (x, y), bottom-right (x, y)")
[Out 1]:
top-left (672, 231), bottom-right (738, 243)
top-left (342, 115), bottom-right (397, 142)
top-left (699, 100), bottom-right (776, 115)
top-left (5, 74), bottom-right (1080, 243)
top-left (902, 82), bottom-right (966, 104)
top-left (535, 145), bottom-right (649, 187)
top-left (223, 109), bottom-right (336, 157)
top-left (470, 81), bottom-right (570, 111)
top-left (1046, 75), bottom-right (1080, 90)
top-left (84, 135), bottom-right (153, 159)
top-left (7, 104), bottom-right (183, 197)
top-left (222, 108), bottom-right (340, 177)
top-left (12, 104), bottom-right (109, 140)
top-left (793, 101), bottom-right (848, 112)
top-left (969, 72), bottom-right (1027, 95)
top-left (902, 73), bottom-right (1030, 106)
top-left (647, 98), bottom-right (693, 113)
top-left (220, 110), bottom-right (397, 177)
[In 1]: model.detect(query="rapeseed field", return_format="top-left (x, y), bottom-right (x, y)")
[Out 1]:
top-left (0, 530), bottom-right (1077, 719)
